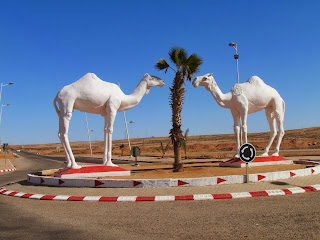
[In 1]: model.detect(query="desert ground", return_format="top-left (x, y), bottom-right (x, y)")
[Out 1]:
top-left (11, 127), bottom-right (320, 159)
top-left (6, 127), bottom-right (320, 178)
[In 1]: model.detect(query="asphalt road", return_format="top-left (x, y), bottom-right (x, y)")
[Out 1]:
top-left (0, 154), bottom-right (319, 239)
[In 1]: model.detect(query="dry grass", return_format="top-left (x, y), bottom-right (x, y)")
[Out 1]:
top-left (11, 127), bottom-right (320, 159)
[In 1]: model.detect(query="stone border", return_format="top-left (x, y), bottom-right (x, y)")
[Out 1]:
top-left (1, 184), bottom-right (319, 202)
top-left (0, 159), bottom-right (16, 173)
top-left (27, 165), bottom-right (320, 188)
top-left (0, 168), bottom-right (16, 173)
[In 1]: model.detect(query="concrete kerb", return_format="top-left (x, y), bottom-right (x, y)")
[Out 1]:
top-left (0, 159), bottom-right (16, 173)
top-left (1, 183), bottom-right (320, 202)
top-left (1, 160), bottom-right (319, 202)
top-left (0, 168), bottom-right (16, 173)
top-left (26, 164), bottom-right (320, 188)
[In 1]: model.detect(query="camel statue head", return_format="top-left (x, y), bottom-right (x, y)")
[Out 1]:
top-left (193, 73), bottom-right (216, 90)
top-left (143, 73), bottom-right (165, 94)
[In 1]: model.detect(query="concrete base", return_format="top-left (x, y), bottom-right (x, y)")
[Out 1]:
top-left (219, 156), bottom-right (293, 168)
top-left (54, 165), bottom-right (130, 179)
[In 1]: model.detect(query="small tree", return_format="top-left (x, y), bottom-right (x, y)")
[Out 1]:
top-left (119, 144), bottom-right (125, 156)
top-left (155, 47), bottom-right (202, 172)
top-left (182, 128), bottom-right (190, 159)
top-left (153, 141), bottom-right (171, 158)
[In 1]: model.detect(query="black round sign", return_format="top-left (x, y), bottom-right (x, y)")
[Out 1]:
top-left (239, 143), bottom-right (256, 163)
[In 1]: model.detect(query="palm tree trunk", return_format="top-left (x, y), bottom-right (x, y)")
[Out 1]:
top-left (170, 72), bottom-right (185, 172)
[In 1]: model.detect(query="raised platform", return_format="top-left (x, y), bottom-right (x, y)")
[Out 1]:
top-left (28, 163), bottom-right (319, 188)
top-left (54, 165), bottom-right (130, 179)
top-left (219, 156), bottom-right (293, 168)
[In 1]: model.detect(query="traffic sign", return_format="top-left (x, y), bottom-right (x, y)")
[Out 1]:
top-left (3, 143), bottom-right (8, 153)
top-left (131, 146), bottom-right (141, 166)
top-left (130, 146), bottom-right (141, 157)
top-left (239, 143), bottom-right (256, 163)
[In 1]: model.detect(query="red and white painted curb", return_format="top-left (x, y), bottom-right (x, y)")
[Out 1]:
top-left (1, 184), bottom-right (319, 202)
top-left (27, 165), bottom-right (320, 188)
top-left (0, 168), bottom-right (16, 173)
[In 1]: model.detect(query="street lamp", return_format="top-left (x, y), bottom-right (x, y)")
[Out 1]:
top-left (117, 82), bottom-right (134, 155)
top-left (0, 82), bottom-right (13, 104)
top-left (0, 104), bottom-right (10, 128)
top-left (229, 42), bottom-right (243, 145)
top-left (85, 113), bottom-right (93, 156)
top-left (229, 43), bottom-right (240, 84)
top-left (123, 111), bottom-right (134, 154)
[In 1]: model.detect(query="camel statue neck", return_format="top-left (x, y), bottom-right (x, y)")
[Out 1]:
top-left (119, 79), bottom-right (148, 111)
top-left (207, 81), bottom-right (231, 108)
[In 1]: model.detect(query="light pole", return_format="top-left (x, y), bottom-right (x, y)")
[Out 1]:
top-left (0, 104), bottom-right (10, 128)
top-left (229, 43), bottom-right (240, 84)
top-left (85, 113), bottom-right (93, 156)
top-left (123, 111), bottom-right (134, 154)
top-left (0, 82), bottom-right (14, 104)
top-left (229, 42), bottom-right (242, 145)
top-left (118, 82), bottom-right (134, 155)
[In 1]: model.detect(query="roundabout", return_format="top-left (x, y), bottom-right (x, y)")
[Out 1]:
top-left (1, 156), bottom-right (320, 202)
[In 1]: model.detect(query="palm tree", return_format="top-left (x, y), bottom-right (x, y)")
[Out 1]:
top-left (153, 141), bottom-right (171, 158)
top-left (155, 47), bottom-right (203, 172)
top-left (182, 128), bottom-right (190, 159)
top-left (119, 144), bottom-right (125, 156)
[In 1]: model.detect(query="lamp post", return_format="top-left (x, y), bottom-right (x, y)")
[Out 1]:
top-left (229, 42), bottom-right (242, 145)
top-left (85, 113), bottom-right (93, 156)
top-left (118, 82), bottom-right (134, 155)
top-left (0, 82), bottom-right (14, 104)
top-left (0, 104), bottom-right (10, 128)
top-left (229, 43), bottom-right (240, 84)
top-left (123, 111), bottom-right (134, 154)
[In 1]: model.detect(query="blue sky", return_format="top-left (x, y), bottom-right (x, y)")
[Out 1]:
top-left (0, 0), bottom-right (319, 145)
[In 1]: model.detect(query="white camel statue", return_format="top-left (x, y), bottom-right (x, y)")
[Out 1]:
top-left (193, 73), bottom-right (285, 158)
top-left (54, 73), bottom-right (164, 168)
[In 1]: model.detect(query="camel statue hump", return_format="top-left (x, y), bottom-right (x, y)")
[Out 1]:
top-left (247, 76), bottom-right (264, 84)
top-left (231, 84), bottom-right (243, 96)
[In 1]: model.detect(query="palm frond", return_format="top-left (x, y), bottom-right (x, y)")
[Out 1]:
top-left (184, 128), bottom-right (190, 138)
top-left (164, 142), bottom-right (171, 152)
top-left (169, 47), bottom-right (180, 68)
top-left (185, 54), bottom-right (203, 81)
top-left (187, 54), bottom-right (203, 72)
top-left (178, 48), bottom-right (188, 65)
top-left (155, 58), bottom-right (169, 71)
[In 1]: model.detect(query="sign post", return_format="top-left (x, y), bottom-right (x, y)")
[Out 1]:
top-left (130, 146), bottom-right (141, 166)
top-left (239, 143), bottom-right (256, 183)
top-left (3, 143), bottom-right (8, 168)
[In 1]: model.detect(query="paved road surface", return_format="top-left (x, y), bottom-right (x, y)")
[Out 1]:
top-left (0, 154), bottom-right (319, 239)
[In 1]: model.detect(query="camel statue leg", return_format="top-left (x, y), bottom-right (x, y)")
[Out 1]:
top-left (240, 111), bottom-right (248, 145)
top-left (58, 112), bottom-right (81, 169)
top-left (271, 101), bottom-right (285, 156)
top-left (261, 107), bottom-right (277, 156)
top-left (102, 108), bottom-right (118, 167)
top-left (231, 110), bottom-right (241, 158)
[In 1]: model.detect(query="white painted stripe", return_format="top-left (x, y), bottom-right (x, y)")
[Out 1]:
top-left (193, 194), bottom-right (214, 200)
top-left (117, 196), bottom-right (137, 202)
top-left (29, 194), bottom-right (45, 199)
top-left (312, 184), bottom-right (320, 190)
top-left (231, 192), bottom-right (252, 198)
top-left (14, 192), bottom-right (27, 197)
top-left (52, 195), bottom-right (70, 201)
top-left (154, 196), bottom-right (175, 201)
top-left (3, 190), bottom-right (14, 195)
top-left (83, 196), bottom-right (102, 201)
top-left (287, 187), bottom-right (306, 194)
top-left (265, 189), bottom-right (286, 196)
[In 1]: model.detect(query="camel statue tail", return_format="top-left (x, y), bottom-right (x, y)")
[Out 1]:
top-left (53, 95), bottom-right (60, 117)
